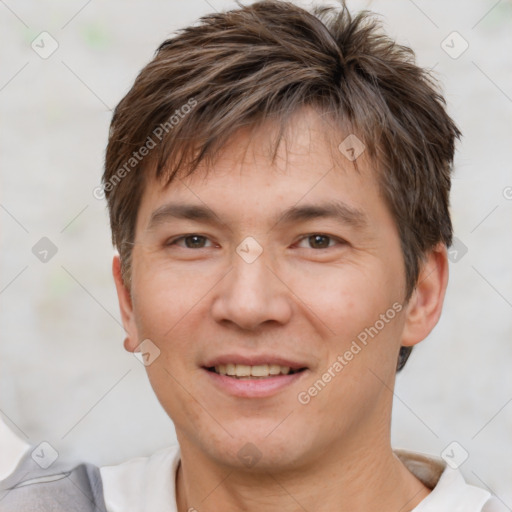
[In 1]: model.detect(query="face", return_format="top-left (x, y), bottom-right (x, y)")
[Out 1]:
top-left (115, 108), bottom-right (437, 472)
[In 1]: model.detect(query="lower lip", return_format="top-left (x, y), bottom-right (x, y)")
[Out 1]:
top-left (203, 368), bottom-right (308, 398)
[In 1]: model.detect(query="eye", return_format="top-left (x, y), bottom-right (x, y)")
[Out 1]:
top-left (167, 234), bottom-right (214, 249)
top-left (165, 233), bottom-right (344, 250)
top-left (295, 234), bottom-right (345, 249)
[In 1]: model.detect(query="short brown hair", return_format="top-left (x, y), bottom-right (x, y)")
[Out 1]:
top-left (103, 0), bottom-right (461, 370)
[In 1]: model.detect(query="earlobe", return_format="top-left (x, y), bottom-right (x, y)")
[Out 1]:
top-left (112, 255), bottom-right (139, 353)
top-left (401, 243), bottom-right (449, 347)
top-left (123, 337), bottom-right (133, 352)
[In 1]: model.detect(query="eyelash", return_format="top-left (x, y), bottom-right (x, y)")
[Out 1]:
top-left (166, 233), bottom-right (346, 250)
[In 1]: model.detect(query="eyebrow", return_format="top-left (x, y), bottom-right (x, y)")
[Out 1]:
top-left (146, 199), bottom-right (368, 232)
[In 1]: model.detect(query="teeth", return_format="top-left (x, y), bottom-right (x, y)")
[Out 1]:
top-left (235, 364), bottom-right (251, 377)
top-left (213, 364), bottom-right (298, 378)
top-left (251, 364), bottom-right (269, 377)
top-left (269, 364), bottom-right (281, 375)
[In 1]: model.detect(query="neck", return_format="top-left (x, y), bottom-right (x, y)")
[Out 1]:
top-left (175, 422), bottom-right (430, 512)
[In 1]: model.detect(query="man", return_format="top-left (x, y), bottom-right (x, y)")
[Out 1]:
top-left (1, 1), bottom-right (505, 510)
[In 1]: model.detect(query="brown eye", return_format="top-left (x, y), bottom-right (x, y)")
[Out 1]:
top-left (168, 234), bottom-right (212, 249)
top-left (308, 235), bottom-right (331, 249)
top-left (296, 234), bottom-right (341, 249)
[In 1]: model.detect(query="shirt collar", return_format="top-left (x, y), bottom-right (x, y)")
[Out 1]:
top-left (395, 449), bottom-right (492, 511)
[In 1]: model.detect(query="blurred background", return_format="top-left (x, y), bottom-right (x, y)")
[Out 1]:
top-left (1, 0), bottom-right (511, 501)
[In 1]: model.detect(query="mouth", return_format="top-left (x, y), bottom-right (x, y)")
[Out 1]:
top-left (202, 359), bottom-right (309, 398)
top-left (205, 364), bottom-right (307, 379)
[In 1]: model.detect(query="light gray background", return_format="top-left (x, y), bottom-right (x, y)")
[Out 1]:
top-left (1, 0), bottom-right (511, 503)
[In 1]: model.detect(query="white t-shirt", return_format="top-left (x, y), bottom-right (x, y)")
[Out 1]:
top-left (100, 443), bottom-right (507, 512)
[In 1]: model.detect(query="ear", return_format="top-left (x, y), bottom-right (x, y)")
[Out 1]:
top-left (112, 255), bottom-right (139, 353)
top-left (400, 243), bottom-right (449, 347)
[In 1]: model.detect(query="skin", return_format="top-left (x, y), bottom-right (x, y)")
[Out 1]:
top-left (113, 107), bottom-right (449, 512)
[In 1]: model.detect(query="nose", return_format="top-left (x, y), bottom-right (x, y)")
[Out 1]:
top-left (210, 246), bottom-right (293, 331)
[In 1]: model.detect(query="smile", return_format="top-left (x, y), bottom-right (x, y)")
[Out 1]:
top-left (208, 364), bottom-right (305, 378)
top-left (203, 363), bottom-right (308, 398)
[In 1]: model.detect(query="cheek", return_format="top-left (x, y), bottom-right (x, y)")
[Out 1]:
top-left (286, 259), bottom-right (405, 391)
top-left (131, 261), bottom-right (207, 341)
top-left (130, 266), bottom-right (218, 390)
top-left (284, 261), bottom-right (391, 342)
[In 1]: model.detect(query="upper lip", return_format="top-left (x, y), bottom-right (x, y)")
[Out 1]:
top-left (203, 354), bottom-right (308, 370)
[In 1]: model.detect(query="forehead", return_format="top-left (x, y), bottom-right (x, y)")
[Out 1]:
top-left (136, 107), bottom-right (381, 229)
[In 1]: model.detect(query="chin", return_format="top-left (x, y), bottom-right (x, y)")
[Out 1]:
top-left (202, 423), bottom-right (317, 471)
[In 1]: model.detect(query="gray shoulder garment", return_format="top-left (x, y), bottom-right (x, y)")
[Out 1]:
top-left (0, 448), bottom-right (107, 512)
